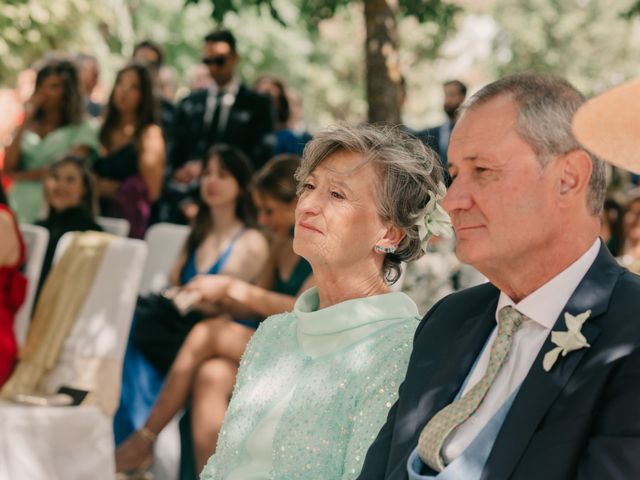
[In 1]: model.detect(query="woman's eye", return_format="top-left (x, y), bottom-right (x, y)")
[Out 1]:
top-left (302, 183), bottom-right (315, 191)
top-left (330, 191), bottom-right (345, 200)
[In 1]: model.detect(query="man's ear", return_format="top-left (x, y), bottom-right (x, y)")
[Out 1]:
top-left (557, 149), bottom-right (593, 204)
top-left (375, 224), bottom-right (405, 252)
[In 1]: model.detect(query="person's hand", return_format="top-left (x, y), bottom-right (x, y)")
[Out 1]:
top-left (172, 160), bottom-right (202, 183)
top-left (172, 164), bottom-right (191, 183)
top-left (96, 177), bottom-right (121, 198)
top-left (180, 200), bottom-right (199, 221)
top-left (23, 91), bottom-right (43, 122)
top-left (184, 274), bottom-right (233, 303)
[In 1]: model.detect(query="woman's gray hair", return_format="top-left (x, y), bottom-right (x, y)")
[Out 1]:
top-left (295, 123), bottom-right (444, 284)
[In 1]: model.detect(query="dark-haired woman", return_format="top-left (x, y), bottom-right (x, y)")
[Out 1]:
top-left (116, 154), bottom-right (313, 476)
top-left (113, 144), bottom-right (269, 452)
top-left (5, 58), bottom-right (99, 223)
top-left (0, 179), bottom-right (27, 386)
top-left (35, 155), bottom-right (102, 296)
top-left (94, 64), bottom-right (165, 238)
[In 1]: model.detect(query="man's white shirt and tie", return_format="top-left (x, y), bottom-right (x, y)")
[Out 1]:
top-left (418, 239), bottom-right (600, 470)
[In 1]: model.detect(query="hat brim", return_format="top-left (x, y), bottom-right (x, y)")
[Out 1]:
top-left (572, 78), bottom-right (640, 174)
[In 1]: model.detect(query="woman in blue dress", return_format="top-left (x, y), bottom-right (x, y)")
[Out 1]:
top-left (115, 154), bottom-right (313, 476)
top-left (113, 144), bottom-right (269, 447)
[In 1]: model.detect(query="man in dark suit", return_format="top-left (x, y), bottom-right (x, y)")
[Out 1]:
top-left (418, 80), bottom-right (466, 167)
top-left (359, 73), bottom-right (640, 479)
top-left (164, 29), bottom-right (274, 222)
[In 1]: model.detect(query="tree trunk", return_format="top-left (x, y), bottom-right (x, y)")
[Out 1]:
top-left (363, 0), bottom-right (401, 124)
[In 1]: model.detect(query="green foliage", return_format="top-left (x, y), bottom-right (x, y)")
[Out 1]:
top-left (491, 0), bottom-right (640, 94)
top-left (621, 0), bottom-right (640, 19)
top-left (185, 0), bottom-right (287, 25)
top-left (0, 0), bottom-right (135, 85)
top-left (190, 0), bottom-right (460, 31)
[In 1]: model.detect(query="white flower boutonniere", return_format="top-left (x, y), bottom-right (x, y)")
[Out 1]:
top-left (543, 310), bottom-right (592, 372)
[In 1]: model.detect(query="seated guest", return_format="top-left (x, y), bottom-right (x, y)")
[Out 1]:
top-left (113, 144), bottom-right (269, 451)
top-left (601, 197), bottom-right (624, 256)
top-left (36, 155), bottom-right (102, 296)
top-left (200, 124), bottom-right (451, 479)
top-left (121, 125), bottom-right (448, 479)
top-left (5, 58), bottom-right (99, 223)
top-left (254, 75), bottom-right (312, 156)
top-left (115, 154), bottom-right (314, 476)
top-left (359, 73), bottom-right (640, 480)
top-left (617, 194), bottom-right (640, 273)
top-left (94, 63), bottom-right (165, 238)
top-left (0, 179), bottom-right (26, 387)
top-left (76, 53), bottom-right (102, 118)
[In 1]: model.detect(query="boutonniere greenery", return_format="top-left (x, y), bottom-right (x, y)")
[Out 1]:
top-left (542, 310), bottom-right (592, 372)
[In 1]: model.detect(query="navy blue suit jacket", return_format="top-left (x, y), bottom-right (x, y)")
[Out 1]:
top-left (359, 243), bottom-right (640, 479)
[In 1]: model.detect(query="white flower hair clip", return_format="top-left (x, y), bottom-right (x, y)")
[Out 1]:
top-left (415, 181), bottom-right (453, 249)
top-left (542, 310), bottom-right (591, 372)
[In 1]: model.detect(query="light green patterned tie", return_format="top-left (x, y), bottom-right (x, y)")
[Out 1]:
top-left (417, 306), bottom-right (525, 472)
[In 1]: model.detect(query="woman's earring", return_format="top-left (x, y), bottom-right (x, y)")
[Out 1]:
top-left (375, 245), bottom-right (397, 254)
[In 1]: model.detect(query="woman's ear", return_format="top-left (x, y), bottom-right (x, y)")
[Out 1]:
top-left (375, 224), bottom-right (405, 252)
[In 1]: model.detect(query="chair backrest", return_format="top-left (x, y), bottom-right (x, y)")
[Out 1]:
top-left (14, 224), bottom-right (49, 347)
top-left (43, 232), bottom-right (147, 415)
top-left (139, 222), bottom-right (190, 295)
top-left (96, 216), bottom-right (130, 237)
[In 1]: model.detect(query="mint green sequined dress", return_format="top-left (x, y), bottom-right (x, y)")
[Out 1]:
top-left (200, 287), bottom-right (419, 480)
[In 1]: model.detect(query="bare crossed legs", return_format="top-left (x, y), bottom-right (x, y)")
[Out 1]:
top-left (115, 315), bottom-right (255, 474)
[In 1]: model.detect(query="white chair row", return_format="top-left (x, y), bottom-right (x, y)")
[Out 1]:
top-left (14, 224), bottom-right (49, 348)
top-left (96, 216), bottom-right (131, 238)
top-left (0, 231), bottom-right (148, 480)
top-left (15, 220), bottom-right (189, 348)
top-left (14, 216), bottom-right (131, 348)
top-left (7, 222), bottom-right (189, 480)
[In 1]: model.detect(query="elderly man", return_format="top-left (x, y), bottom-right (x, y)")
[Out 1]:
top-left (359, 73), bottom-right (640, 479)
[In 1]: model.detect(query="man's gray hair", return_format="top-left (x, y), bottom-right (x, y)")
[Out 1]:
top-left (460, 72), bottom-right (606, 215)
top-left (295, 123), bottom-right (444, 284)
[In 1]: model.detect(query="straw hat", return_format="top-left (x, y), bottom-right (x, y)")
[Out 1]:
top-left (572, 78), bottom-right (640, 174)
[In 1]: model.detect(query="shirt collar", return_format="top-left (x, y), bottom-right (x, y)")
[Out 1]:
top-left (496, 239), bottom-right (600, 329)
top-left (208, 75), bottom-right (240, 97)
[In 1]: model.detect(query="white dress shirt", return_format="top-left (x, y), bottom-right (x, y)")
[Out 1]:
top-left (441, 239), bottom-right (600, 464)
top-left (204, 76), bottom-right (241, 134)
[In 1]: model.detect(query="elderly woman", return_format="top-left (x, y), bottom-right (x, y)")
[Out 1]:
top-left (200, 124), bottom-right (450, 479)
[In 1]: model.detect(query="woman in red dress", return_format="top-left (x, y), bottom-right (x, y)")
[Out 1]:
top-left (0, 177), bottom-right (27, 386)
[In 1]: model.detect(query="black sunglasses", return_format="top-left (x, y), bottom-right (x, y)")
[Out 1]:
top-left (202, 56), bottom-right (228, 67)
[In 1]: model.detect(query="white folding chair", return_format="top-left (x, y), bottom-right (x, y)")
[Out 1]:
top-left (14, 224), bottom-right (49, 348)
top-left (140, 222), bottom-right (190, 295)
top-left (139, 223), bottom-right (189, 480)
top-left (0, 232), bottom-right (148, 480)
top-left (97, 215), bottom-right (131, 237)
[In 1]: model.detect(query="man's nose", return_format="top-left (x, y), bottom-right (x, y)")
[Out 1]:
top-left (441, 177), bottom-right (472, 214)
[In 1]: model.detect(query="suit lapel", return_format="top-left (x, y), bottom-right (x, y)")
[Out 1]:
top-left (482, 243), bottom-right (624, 479)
